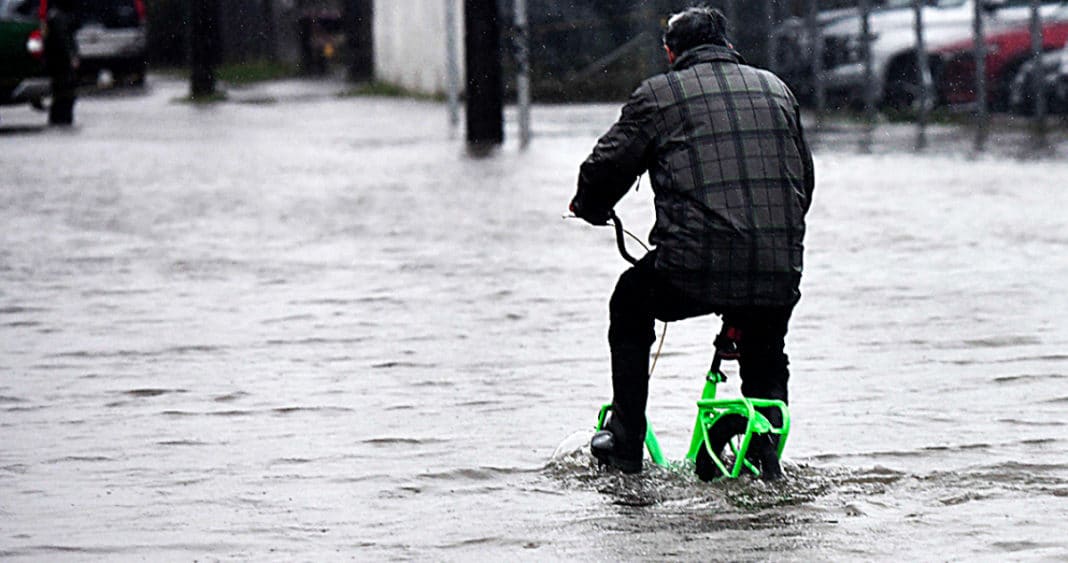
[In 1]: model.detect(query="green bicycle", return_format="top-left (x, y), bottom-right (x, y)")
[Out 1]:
top-left (594, 212), bottom-right (791, 481)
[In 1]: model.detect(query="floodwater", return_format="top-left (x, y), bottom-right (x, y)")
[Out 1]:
top-left (1, 77), bottom-right (1067, 560)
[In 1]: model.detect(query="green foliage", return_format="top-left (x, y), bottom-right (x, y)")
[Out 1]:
top-left (339, 81), bottom-right (444, 101)
top-left (216, 60), bottom-right (297, 85)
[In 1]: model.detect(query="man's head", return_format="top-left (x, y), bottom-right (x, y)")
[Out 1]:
top-left (662, 6), bottom-right (730, 63)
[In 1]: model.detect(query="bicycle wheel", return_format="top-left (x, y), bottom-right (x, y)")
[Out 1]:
top-left (694, 413), bottom-right (747, 482)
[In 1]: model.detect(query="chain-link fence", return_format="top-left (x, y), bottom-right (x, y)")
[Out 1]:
top-left (787, 0), bottom-right (1065, 130)
top-left (505, 0), bottom-right (1066, 130)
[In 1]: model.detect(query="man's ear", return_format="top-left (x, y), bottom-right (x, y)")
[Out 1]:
top-left (664, 45), bottom-right (676, 65)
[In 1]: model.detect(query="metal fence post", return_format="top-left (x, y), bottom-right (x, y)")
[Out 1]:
top-left (1029, 0), bottom-right (1046, 133)
top-left (445, 0), bottom-right (460, 129)
top-left (515, 0), bottom-right (531, 148)
top-left (860, 0), bottom-right (875, 122)
top-left (914, 0), bottom-right (931, 128)
top-left (725, 0), bottom-right (738, 41)
top-left (807, 0), bottom-right (825, 120)
top-left (973, 0), bottom-right (988, 149)
top-left (768, 0), bottom-right (780, 72)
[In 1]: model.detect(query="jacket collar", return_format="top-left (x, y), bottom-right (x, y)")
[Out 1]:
top-left (671, 44), bottom-right (746, 71)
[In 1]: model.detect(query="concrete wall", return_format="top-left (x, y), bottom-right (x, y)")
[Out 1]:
top-left (373, 0), bottom-right (464, 95)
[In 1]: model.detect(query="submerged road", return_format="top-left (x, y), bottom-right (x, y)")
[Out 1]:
top-left (1, 76), bottom-right (1067, 560)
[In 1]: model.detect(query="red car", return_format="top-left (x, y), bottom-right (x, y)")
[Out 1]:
top-left (935, 10), bottom-right (1068, 108)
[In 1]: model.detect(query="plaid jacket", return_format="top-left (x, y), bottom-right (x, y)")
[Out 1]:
top-left (574, 44), bottom-right (815, 307)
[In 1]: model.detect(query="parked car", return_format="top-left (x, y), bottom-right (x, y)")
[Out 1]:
top-left (0, 0), bottom-right (48, 111)
top-left (771, 1), bottom-right (917, 101)
top-left (1007, 38), bottom-right (1068, 113)
top-left (1057, 39), bottom-right (1068, 106)
top-left (817, 0), bottom-right (1064, 110)
top-left (72, 0), bottom-right (146, 86)
top-left (935, 4), bottom-right (1068, 109)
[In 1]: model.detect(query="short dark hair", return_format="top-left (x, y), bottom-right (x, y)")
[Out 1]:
top-left (663, 6), bottom-right (730, 55)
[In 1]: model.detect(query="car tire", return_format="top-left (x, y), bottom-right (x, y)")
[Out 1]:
top-left (993, 58), bottom-right (1032, 113)
top-left (1008, 61), bottom-right (1037, 116)
top-left (883, 55), bottom-right (937, 114)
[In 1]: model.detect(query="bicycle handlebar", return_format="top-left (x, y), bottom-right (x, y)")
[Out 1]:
top-left (609, 211), bottom-right (640, 266)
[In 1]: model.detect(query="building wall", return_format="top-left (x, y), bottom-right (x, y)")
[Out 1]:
top-left (373, 0), bottom-right (464, 95)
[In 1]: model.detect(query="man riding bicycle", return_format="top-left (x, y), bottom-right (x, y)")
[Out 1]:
top-left (569, 6), bottom-right (815, 480)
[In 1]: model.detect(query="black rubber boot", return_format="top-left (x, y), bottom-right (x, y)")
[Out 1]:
top-left (695, 413), bottom-right (784, 481)
top-left (591, 346), bottom-right (649, 474)
top-left (746, 434), bottom-right (783, 481)
top-left (749, 408), bottom-right (784, 481)
top-left (590, 418), bottom-right (643, 474)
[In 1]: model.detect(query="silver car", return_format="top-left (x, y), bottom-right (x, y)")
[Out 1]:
top-left (1008, 38), bottom-right (1068, 114)
top-left (73, 0), bottom-right (146, 86)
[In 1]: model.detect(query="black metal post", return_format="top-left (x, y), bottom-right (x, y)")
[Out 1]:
top-left (190, 0), bottom-right (221, 99)
top-left (464, 0), bottom-right (504, 148)
top-left (261, 0), bottom-right (277, 62)
top-left (1029, 0), bottom-right (1046, 133)
top-left (913, 0), bottom-right (931, 132)
top-left (725, 0), bottom-right (738, 42)
top-left (806, 0), bottom-right (825, 120)
top-left (345, 0), bottom-right (374, 82)
top-left (768, 0), bottom-right (781, 73)
top-left (860, 0), bottom-right (875, 122)
top-left (973, 0), bottom-right (988, 150)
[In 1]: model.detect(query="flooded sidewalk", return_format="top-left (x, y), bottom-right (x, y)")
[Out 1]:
top-left (1, 75), bottom-right (1067, 560)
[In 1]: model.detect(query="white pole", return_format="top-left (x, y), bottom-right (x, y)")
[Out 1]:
top-left (445, 0), bottom-right (461, 129)
top-left (515, 0), bottom-right (531, 148)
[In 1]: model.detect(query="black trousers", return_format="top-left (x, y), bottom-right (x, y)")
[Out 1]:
top-left (606, 251), bottom-right (793, 448)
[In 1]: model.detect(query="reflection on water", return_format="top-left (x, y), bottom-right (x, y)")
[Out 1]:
top-left (1, 77), bottom-right (1067, 559)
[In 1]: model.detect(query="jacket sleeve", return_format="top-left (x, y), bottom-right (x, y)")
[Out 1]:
top-left (571, 81), bottom-right (658, 218)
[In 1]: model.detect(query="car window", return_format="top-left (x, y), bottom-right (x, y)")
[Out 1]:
top-left (73, 0), bottom-right (139, 28)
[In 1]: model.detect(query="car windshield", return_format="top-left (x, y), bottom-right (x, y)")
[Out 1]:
top-left (73, 0), bottom-right (139, 28)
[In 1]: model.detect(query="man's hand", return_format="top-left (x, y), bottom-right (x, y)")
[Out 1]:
top-left (569, 197), bottom-right (612, 226)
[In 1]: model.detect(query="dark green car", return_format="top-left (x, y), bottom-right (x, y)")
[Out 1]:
top-left (0, 0), bottom-right (49, 109)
